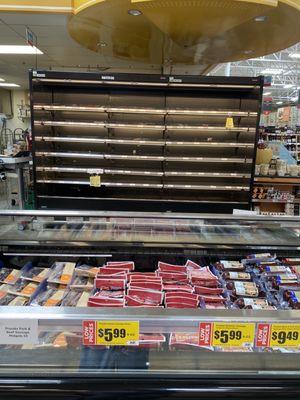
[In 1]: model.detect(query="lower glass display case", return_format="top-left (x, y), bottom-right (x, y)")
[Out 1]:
top-left (0, 210), bottom-right (299, 399)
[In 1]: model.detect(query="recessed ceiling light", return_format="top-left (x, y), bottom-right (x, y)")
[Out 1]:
top-left (264, 92), bottom-right (271, 96)
top-left (0, 78), bottom-right (4, 82)
top-left (276, 101), bottom-right (283, 105)
top-left (261, 68), bottom-right (283, 75)
top-left (0, 45), bottom-right (43, 54)
top-left (128, 9), bottom-right (142, 16)
top-left (255, 15), bottom-right (267, 22)
top-left (0, 82), bottom-right (20, 87)
top-left (289, 53), bottom-right (300, 59)
top-left (97, 42), bottom-right (107, 47)
top-left (283, 84), bottom-right (294, 89)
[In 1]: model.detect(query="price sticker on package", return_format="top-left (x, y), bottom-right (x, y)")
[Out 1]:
top-left (269, 324), bottom-right (300, 347)
top-left (199, 322), bottom-right (255, 347)
top-left (90, 175), bottom-right (101, 187)
top-left (83, 320), bottom-right (139, 346)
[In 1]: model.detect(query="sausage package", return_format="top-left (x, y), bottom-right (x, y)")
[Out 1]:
top-left (0, 268), bottom-right (21, 285)
top-left (48, 262), bottom-right (76, 285)
top-left (8, 279), bottom-right (39, 298)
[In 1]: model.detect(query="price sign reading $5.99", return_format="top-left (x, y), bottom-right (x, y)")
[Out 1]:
top-left (82, 320), bottom-right (139, 346)
top-left (212, 323), bottom-right (255, 347)
top-left (270, 324), bottom-right (300, 347)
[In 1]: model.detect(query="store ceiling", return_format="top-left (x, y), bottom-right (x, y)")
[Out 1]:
top-left (0, 10), bottom-right (299, 107)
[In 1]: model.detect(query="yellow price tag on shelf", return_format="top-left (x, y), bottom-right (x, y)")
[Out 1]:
top-left (90, 175), bottom-right (101, 187)
top-left (225, 117), bottom-right (234, 129)
top-left (269, 324), bottom-right (300, 347)
top-left (83, 320), bottom-right (139, 346)
top-left (212, 322), bottom-right (255, 347)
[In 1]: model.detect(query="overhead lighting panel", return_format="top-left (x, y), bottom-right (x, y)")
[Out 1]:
top-left (261, 68), bottom-right (283, 75)
top-left (0, 45), bottom-right (43, 54)
top-left (289, 53), bottom-right (300, 59)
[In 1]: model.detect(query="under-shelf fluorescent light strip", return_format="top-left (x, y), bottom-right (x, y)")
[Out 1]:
top-left (35, 151), bottom-right (252, 163)
top-left (36, 166), bottom-right (251, 179)
top-left (36, 179), bottom-right (248, 191)
top-left (34, 120), bottom-right (255, 132)
top-left (34, 78), bottom-right (258, 89)
top-left (34, 104), bottom-right (258, 117)
top-left (34, 136), bottom-right (254, 148)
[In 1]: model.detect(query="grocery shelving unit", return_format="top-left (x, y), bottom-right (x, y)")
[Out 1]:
top-left (30, 71), bottom-right (263, 212)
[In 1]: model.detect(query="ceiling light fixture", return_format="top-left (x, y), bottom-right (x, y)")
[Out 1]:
top-left (264, 92), bottom-right (271, 96)
top-left (128, 9), bottom-right (142, 16)
top-left (0, 82), bottom-right (20, 87)
top-left (244, 50), bottom-right (254, 55)
top-left (283, 84), bottom-right (294, 89)
top-left (261, 68), bottom-right (283, 75)
top-left (255, 15), bottom-right (267, 22)
top-left (0, 45), bottom-right (43, 54)
top-left (0, 78), bottom-right (5, 82)
top-left (276, 101), bottom-right (283, 105)
top-left (289, 53), bottom-right (300, 59)
top-left (97, 42), bottom-right (107, 47)
top-left (291, 96), bottom-right (298, 102)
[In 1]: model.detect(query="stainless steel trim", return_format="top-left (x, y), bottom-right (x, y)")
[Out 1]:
top-left (34, 104), bottom-right (258, 118)
top-left (34, 120), bottom-right (255, 132)
top-left (35, 152), bottom-right (252, 163)
top-left (36, 179), bottom-right (249, 191)
top-left (1, 209), bottom-right (298, 221)
top-left (35, 136), bottom-right (254, 148)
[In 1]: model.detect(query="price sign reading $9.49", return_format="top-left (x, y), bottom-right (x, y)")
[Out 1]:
top-left (270, 324), bottom-right (300, 347)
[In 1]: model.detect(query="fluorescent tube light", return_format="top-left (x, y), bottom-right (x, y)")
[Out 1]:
top-left (276, 101), bottom-right (283, 105)
top-left (261, 68), bottom-right (283, 75)
top-left (0, 82), bottom-right (20, 87)
top-left (289, 53), bottom-right (300, 59)
top-left (264, 92), bottom-right (271, 96)
top-left (0, 78), bottom-right (4, 82)
top-left (0, 45), bottom-right (43, 54)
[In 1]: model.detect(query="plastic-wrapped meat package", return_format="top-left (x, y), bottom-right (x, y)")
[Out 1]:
top-left (75, 264), bottom-right (99, 278)
top-left (0, 284), bottom-right (10, 300)
top-left (163, 284), bottom-right (193, 292)
top-left (98, 267), bottom-right (129, 276)
top-left (70, 275), bottom-right (94, 291)
top-left (165, 292), bottom-right (199, 308)
top-left (7, 279), bottom-right (39, 298)
top-left (157, 271), bottom-right (188, 284)
top-left (127, 288), bottom-right (163, 306)
top-left (139, 334), bottom-right (166, 349)
top-left (0, 293), bottom-right (28, 306)
top-left (222, 271), bottom-right (252, 281)
top-left (204, 302), bottom-right (227, 309)
top-left (283, 290), bottom-right (300, 309)
top-left (194, 285), bottom-right (224, 295)
top-left (234, 298), bottom-right (276, 310)
top-left (21, 266), bottom-right (49, 283)
top-left (95, 277), bottom-right (126, 290)
top-left (158, 262), bottom-right (187, 273)
top-left (0, 268), bottom-right (21, 285)
top-left (47, 262), bottom-right (76, 285)
top-left (92, 289), bottom-right (125, 299)
top-left (88, 297), bottom-right (125, 307)
top-left (189, 267), bottom-right (219, 287)
top-left (169, 333), bottom-right (212, 351)
top-left (197, 294), bottom-right (226, 303)
top-left (185, 260), bottom-right (202, 270)
top-left (31, 285), bottom-right (67, 306)
top-left (106, 261), bottom-right (135, 271)
top-left (62, 290), bottom-right (90, 307)
top-left (129, 280), bottom-right (163, 291)
top-left (214, 260), bottom-right (245, 272)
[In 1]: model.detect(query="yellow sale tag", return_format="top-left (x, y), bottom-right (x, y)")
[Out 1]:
top-left (96, 321), bottom-right (139, 346)
top-left (90, 175), bottom-right (101, 187)
top-left (269, 324), bottom-right (300, 347)
top-left (212, 322), bottom-right (255, 347)
top-left (225, 117), bottom-right (234, 129)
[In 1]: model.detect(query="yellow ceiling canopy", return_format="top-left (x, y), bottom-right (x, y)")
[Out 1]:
top-left (68, 0), bottom-right (300, 70)
top-left (1, 1), bottom-right (300, 72)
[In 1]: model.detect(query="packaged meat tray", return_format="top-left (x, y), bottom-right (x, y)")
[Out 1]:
top-left (0, 293), bottom-right (28, 306)
top-left (169, 332), bottom-right (212, 351)
top-left (283, 289), bottom-right (300, 309)
top-left (30, 283), bottom-right (68, 307)
top-left (61, 290), bottom-right (90, 307)
top-left (0, 268), bottom-right (21, 285)
top-left (74, 264), bottom-right (99, 278)
top-left (222, 271), bottom-right (252, 281)
top-left (47, 262), bottom-right (76, 285)
top-left (70, 275), bottom-right (94, 291)
top-left (234, 298), bottom-right (276, 310)
top-left (20, 263), bottom-right (49, 283)
top-left (226, 281), bottom-right (261, 298)
top-left (7, 279), bottom-right (39, 298)
top-left (215, 260), bottom-right (245, 272)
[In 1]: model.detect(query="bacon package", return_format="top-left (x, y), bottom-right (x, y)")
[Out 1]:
top-left (95, 277), bottom-right (126, 291)
top-left (189, 267), bottom-right (219, 286)
top-left (106, 261), bottom-right (135, 271)
top-left (127, 288), bottom-right (164, 306)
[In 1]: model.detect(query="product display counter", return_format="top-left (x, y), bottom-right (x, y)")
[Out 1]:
top-left (0, 210), bottom-right (299, 399)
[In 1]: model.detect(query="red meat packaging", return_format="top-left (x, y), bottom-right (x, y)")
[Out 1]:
top-left (127, 288), bottom-right (164, 305)
top-left (163, 284), bottom-right (194, 292)
top-left (158, 262), bottom-right (187, 273)
top-left (106, 261), bottom-right (135, 271)
top-left (194, 285), bottom-right (224, 295)
top-left (95, 277), bottom-right (126, 290)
